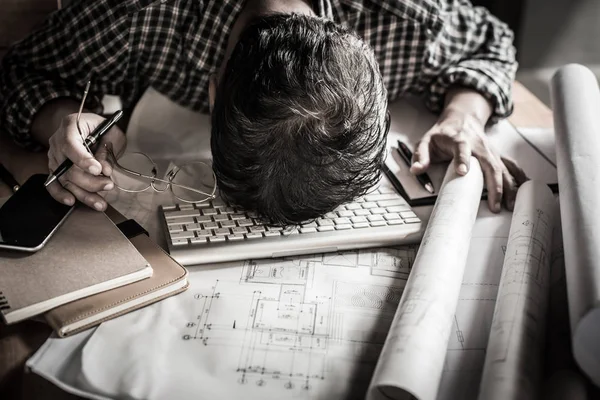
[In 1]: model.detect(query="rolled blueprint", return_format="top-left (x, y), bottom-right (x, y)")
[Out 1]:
top-left (367, 158), bottom-right (484, 400)
top-left (477, 181), bottom-right (556, 400)
top-left (550, 63), bottom-right (600, 386)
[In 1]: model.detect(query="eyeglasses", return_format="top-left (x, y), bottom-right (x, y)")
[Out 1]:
top-left (76, 80), bottom-right (217, 204)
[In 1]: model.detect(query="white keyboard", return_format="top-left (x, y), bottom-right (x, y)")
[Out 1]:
top-left (160, 186), bottom-right (423, 265)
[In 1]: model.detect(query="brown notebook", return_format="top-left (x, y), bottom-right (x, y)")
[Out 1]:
top-left (0, 207), bottom-right (152, 324)
top-left (45, 229), bottom-right (188, 337)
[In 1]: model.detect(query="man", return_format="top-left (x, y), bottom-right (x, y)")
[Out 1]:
top-left (0, 0), bottom-right (526, 225)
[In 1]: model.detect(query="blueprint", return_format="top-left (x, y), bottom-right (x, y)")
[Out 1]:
top-left (27, 168), bottom-right (518, 400)
top-left (478, 181), bottom-right (556, 400)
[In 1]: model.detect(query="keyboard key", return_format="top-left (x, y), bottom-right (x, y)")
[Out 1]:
top-left (371, 208), bottom-right (387, 214)
top-left (386, 205), bottom-right (412, 213)
top-left (167, 217), bottom-right (194, 225)
top-left (324, 212), bottom-right (338, 219)
top-left (220, 220), bottom-right (237, 228)
top-left (179, 204), bottom-right (194, 210)
top-left (237, 219), bottom-right (254, 227)
top-left (300, 227), bottom-right (317, 234)
top-left (213, 214), bottom-right (229, 221)
top-left (195, 229), bottom-right (212, 238)
top-left (170, 231), bottom-right (195, 240)
top-left (209, 236), bottom-right (226, 243)
top-left (338, 210), bottom-right (354, 217)
top-left (162, 205), bottom-right (177, 211)
top-left (384, 213), bottom-right (401, 221)
top-left (282, 229), bottom-right (299, 235)
top-left (345, 203), bottom-right (362, 210)
top-left (185, 223), bottom-right (203, 231)
top-left (203, 221), bottom-right (219, 229)
top-left (171, 238), bottom-right (188, 246)
top-left (230, 213), bottom-right (246, 220)
top-left (354, 209), bottom-right (370, 216)
top-left (335, 224), bottom-right (351, 230)
top-left (364, 193), bottom-right (400, 202)
top-left (400, 211), bottom-right (418, 219)
top-left (201, 208), bottom-right (218, 216)
top-left (190, 237), bottom-right (207, 244)
top-left (387, 219), bottom-right (404, 225)
top-left (245, 232), bottom-right (264, 239)
top-left (404, 217), bottom-right (421, 224)
top-left (370, 220), bottom-right (387, 227)
top-left (227, 234), bottom-right (245, 241)
top-left (249, 226), bottom-right (266, 233)
top-left (350, 216), bottom-right (368, 223)
top-left (169, 225), bottom-right (184, 233)
top-left (165, 210), bottom-right (199, 219)
top-left (232, 227), bottom-right (249, 235)
top-left (378, 199), bottom-right (409, 207)
top-left (264, 230), bottom-right (282, 237)
top-left (214, 228), bottom-right (232, 236)
top-left (266, 226), bottom-right (284, 231)
top-left (367, 215), bottom-right (384, 222)
top-left (301, 222), bottom-right (318, 228)
top-left (196, 215), bottom-right (212, 223)
top-left (211, 199), bottom-right (227, 208)
top-left (223, 207), bottom-right (236, 213)
top-left (317, 225), bottom-right (335, 232)
top-left (361, 202), bottom-right (378, 209)
top-left (353, 222), bottom-right (369, 228)
top-left (378, 186), bottom-right (396, 194)
top-left (247, 211), bottom-right (259, 218)
top-left (334, 217), bottom-right (351, 225)
top-left (316, 219), bottom-right (334, 226)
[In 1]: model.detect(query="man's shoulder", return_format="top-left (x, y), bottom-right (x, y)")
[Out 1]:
top-left (332, 0), bottom-right (444, 25)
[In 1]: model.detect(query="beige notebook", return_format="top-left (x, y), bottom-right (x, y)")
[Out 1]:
top-left (0, 207), bottom-right (152, 324)
top-left (46, 232), bottom-right (188, 337)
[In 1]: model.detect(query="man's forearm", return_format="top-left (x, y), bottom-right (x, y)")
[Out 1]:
top-left (443, 87), bottom-right (494, 125)
top-left (30, 98), bottom-right (81, 147)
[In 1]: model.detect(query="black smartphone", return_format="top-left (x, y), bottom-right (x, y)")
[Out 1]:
top-left (0, 174), bottom-right (74, 252)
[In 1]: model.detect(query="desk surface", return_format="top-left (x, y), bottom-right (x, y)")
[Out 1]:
top-left (0, 83), bottom-right (554, 400)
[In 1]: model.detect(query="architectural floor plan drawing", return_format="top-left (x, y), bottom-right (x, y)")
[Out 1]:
top-left (176, 250), bottom-right (414, 397)
top-left (39, 212), bottom-right (513, 400)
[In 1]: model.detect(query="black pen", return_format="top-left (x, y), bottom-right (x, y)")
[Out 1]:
top-left (381, 161), bottom-right (410, 201)
top-left (396, 140), bottom-right (434, 194)
top-left (0, 164), bottom-right (19, 193)
top-left (44, 110), bottom-right (123, 187)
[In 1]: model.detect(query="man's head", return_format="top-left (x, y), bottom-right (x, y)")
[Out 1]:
top-left (211, 13), bottom-right (388, 225)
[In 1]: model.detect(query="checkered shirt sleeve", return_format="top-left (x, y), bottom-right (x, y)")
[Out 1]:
top-left (0, 1), bottom-right (133, 149)
top-left (424, 0), bottom-right (517, 121)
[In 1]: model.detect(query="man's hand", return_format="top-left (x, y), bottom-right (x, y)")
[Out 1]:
top-left (46, 113), bottom-right (126, 211)
top-left (411, 109), bottom-right (527, 212)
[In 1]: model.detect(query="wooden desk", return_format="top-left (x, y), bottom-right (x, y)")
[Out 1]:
top-left (0, 83), bottom-right (554, 400)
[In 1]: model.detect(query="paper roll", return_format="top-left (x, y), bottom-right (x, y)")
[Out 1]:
top-left (550, 63), bottom-right (600, 386)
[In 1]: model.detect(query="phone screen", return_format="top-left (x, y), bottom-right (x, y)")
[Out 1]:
top-left (0, 174), bottom-right (74, 250)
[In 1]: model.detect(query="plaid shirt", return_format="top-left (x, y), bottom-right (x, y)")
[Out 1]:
top-left (0, 0), bottom-right (516, 148)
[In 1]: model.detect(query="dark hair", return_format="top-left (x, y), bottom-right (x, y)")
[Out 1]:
top-left (211, 13), bottom-right (388, 226)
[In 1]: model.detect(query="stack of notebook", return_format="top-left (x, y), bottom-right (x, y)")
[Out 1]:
top-left (0, 206), bottom-right (188, 337)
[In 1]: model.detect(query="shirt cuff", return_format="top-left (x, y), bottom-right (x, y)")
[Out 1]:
top-left (0, 78), bottom-right (102, 149)
top-left (426, 61), bottom-right (515, 124)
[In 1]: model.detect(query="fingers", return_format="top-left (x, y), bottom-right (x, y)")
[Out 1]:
top-left (501, 157), bottom-right (528, 186)
top-left (411, 137), bottom-right (431, 174)
top-left (479, 154), bottom-right (504, 213)
top-left (61, 122), bottom-right (102, 175)
top-left (46, 180), bottom-right (76, 206)
top-left (453, 138), bottom-right (471, 175)
top-left (47, 155), bottom-right (113, 209)
top-left (59, 177), bottom-right (108, 211)
top-left (502, 168), bottom-right (518, 211)
top-left (95, 143), bottom-right (115, 177)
